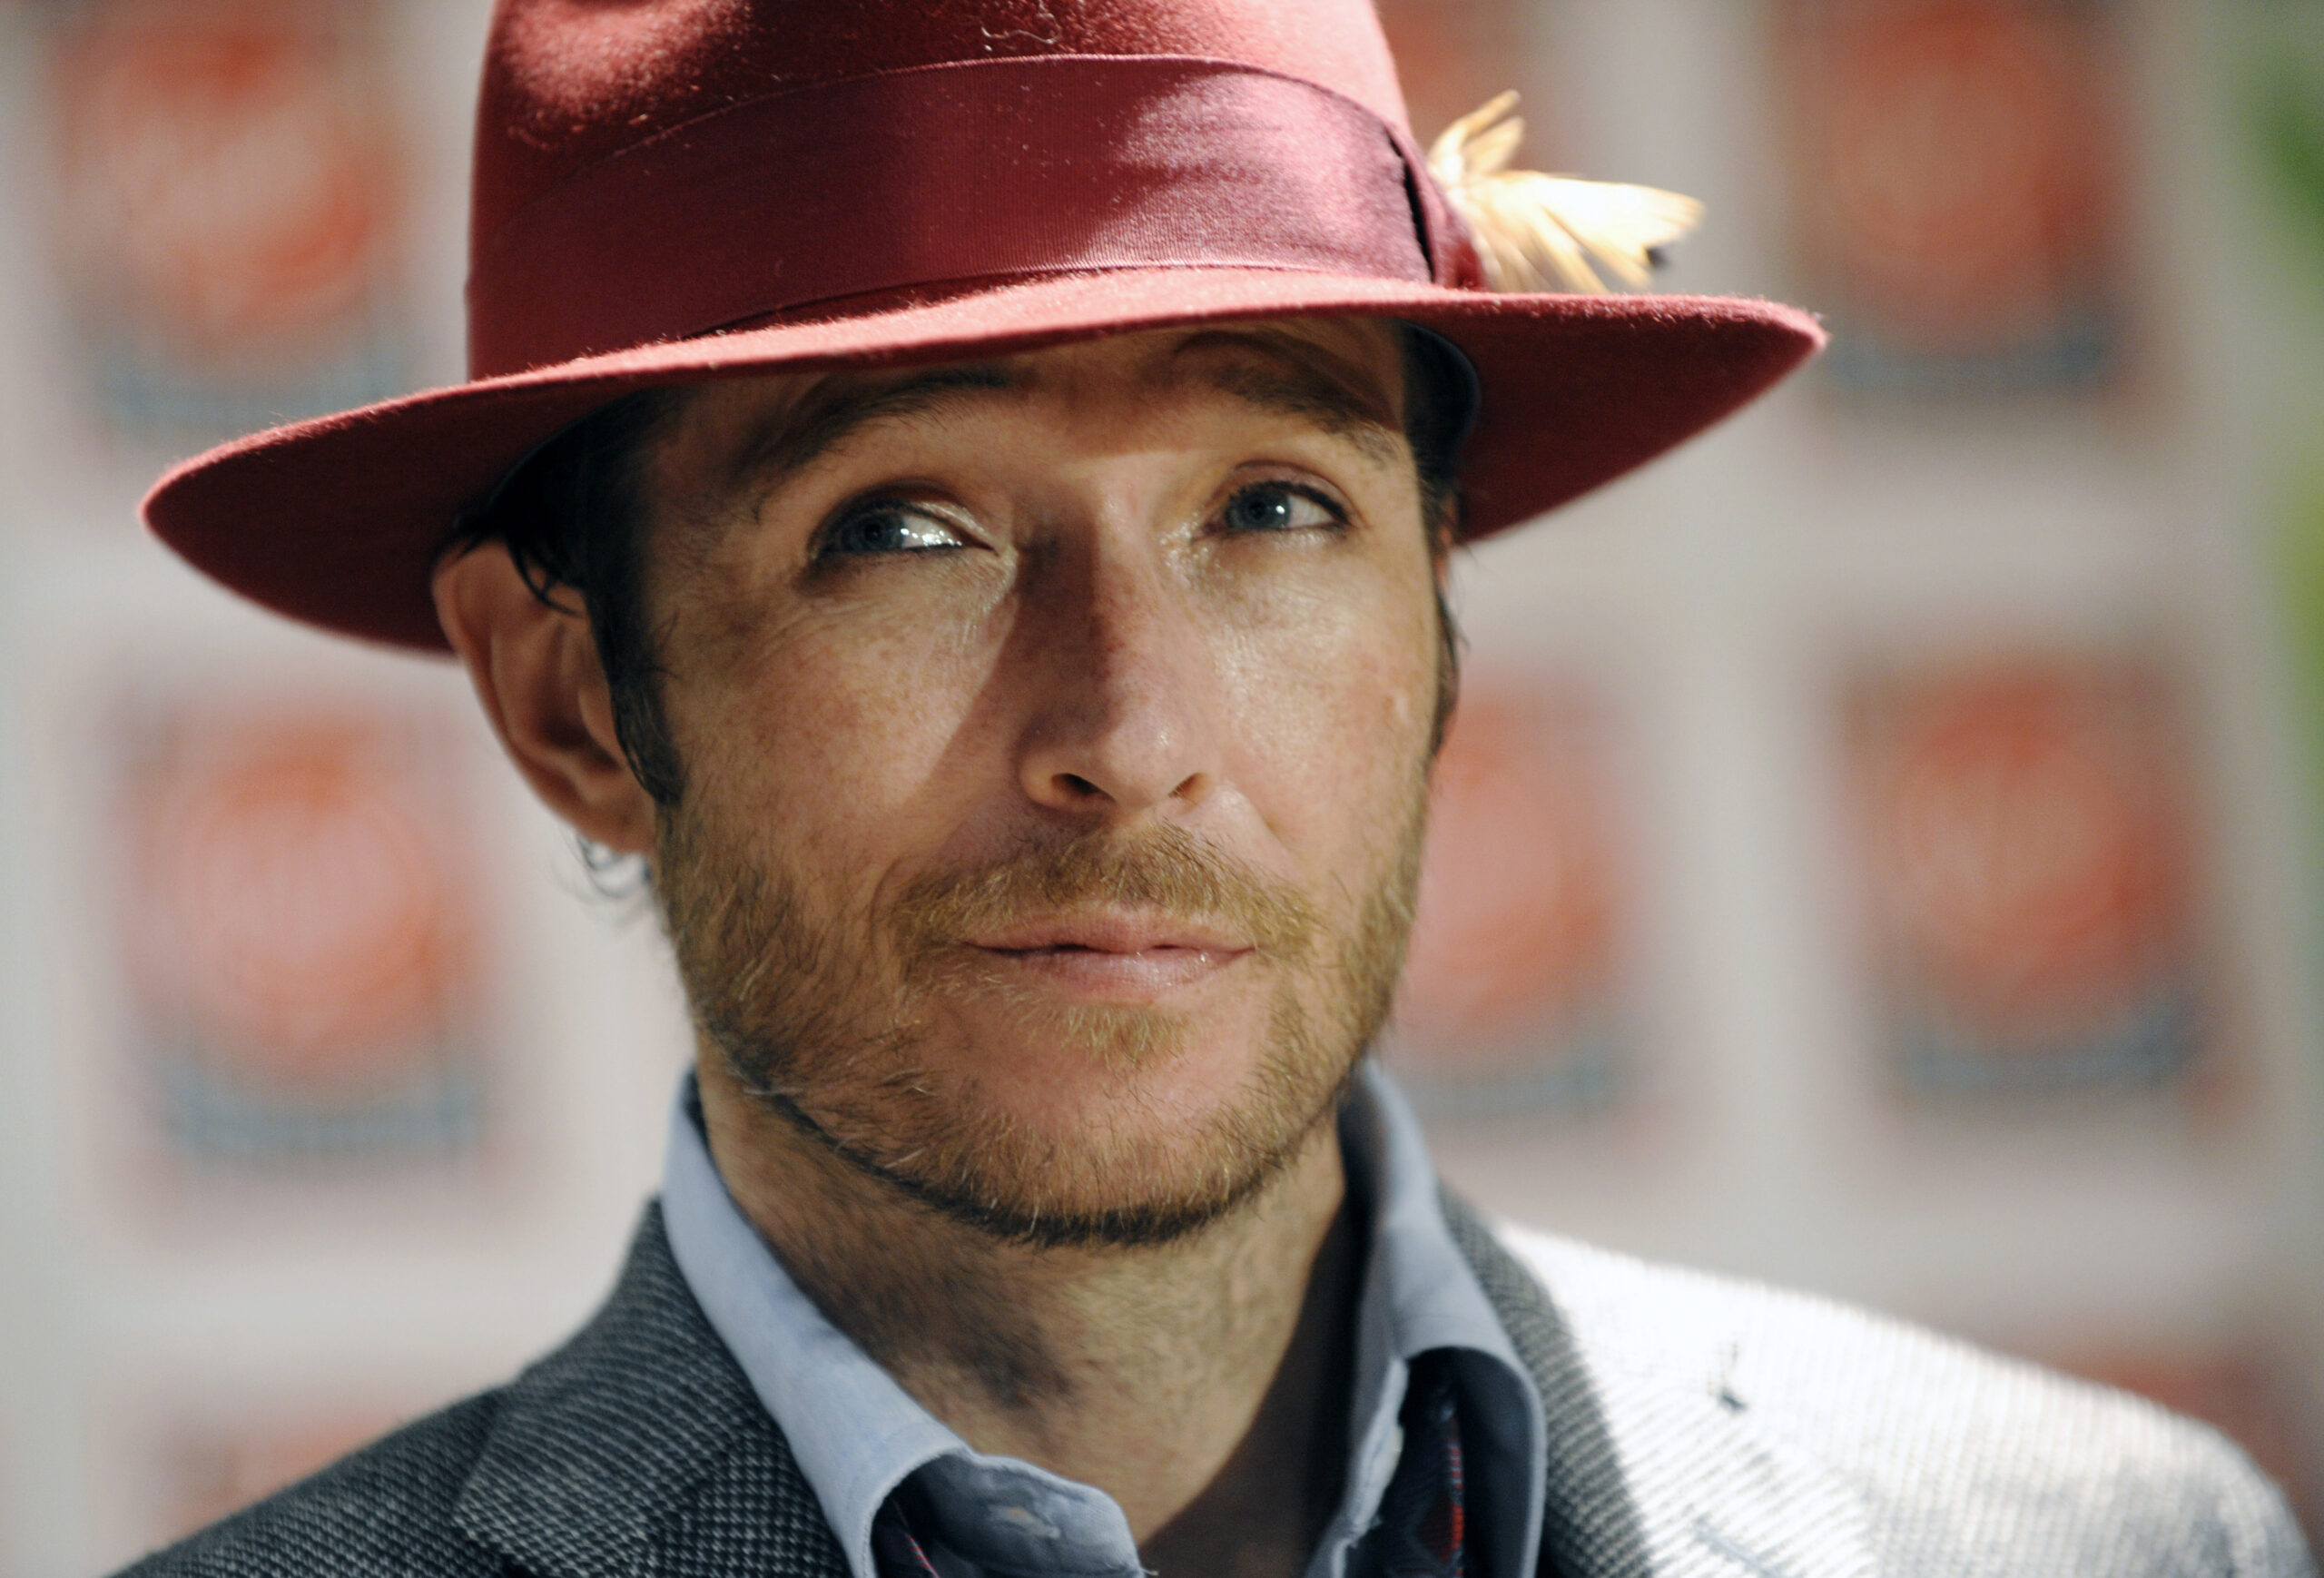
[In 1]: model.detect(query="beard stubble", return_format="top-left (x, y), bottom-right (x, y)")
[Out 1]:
top-left (657, 784), bottom-right (1428, 1251)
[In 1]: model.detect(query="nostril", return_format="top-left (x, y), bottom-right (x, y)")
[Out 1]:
top-left (1059, 773), bottom-right (1104, 799)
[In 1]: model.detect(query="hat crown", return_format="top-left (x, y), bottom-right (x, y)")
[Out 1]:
top-left (473, 0), bottom-right (1412, 247)
top-left (145, 0), bottom-right (1820, 657)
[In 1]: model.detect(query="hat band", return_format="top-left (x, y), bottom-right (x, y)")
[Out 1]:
top-left (468, 55), bottom-right (1450, 380)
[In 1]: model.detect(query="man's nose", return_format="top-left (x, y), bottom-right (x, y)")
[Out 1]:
top-left (1012, 531), bottom-right (1226, 820)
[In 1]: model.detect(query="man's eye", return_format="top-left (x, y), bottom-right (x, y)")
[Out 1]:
top-left (1219, 482), bottom-right (1342, 535)
top-left (821, 502), bottom-right (969, 557)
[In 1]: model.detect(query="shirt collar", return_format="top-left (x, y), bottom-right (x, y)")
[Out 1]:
top-left (1334, 1061), bottom-right (1545, 1578)
top-left (659, 1060), bottom-right (1543, 1578)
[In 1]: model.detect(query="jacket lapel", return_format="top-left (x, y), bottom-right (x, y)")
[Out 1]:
top-left (1442, 1191), bottom-right (1878, 1578)
top-left (451, 1205), bottom-right (852, 1578)
top-left (453, 1192), bottom-right (1876, 1578)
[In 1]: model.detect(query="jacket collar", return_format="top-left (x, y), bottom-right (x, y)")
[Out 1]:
top-left (455, 1198), bottom-right (1873, 1578)
top-left (451, 1204), bottom-right (850, 1578)
top-left (1442, 1192), bottom-right (1878, 1578)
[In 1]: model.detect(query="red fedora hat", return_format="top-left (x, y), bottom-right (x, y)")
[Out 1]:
top-left (143, 0), bottom-right (1823, 654)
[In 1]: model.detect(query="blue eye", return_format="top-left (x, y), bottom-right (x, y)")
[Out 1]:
top-left (822, 502), bottom-right (968, 557)
top-left (1221, 482), bottom-right (1339, 535)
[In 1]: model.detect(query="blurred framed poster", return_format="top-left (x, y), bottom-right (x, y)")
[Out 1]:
top-left (1773, 0), bottom-right (2131, 397)
top-left (1846, 653), bottom-right (2208, 1100)
top-left (1372, 0), bottom-right (1559, 152)
top-left (40, 0), bottom-right (411, 442)
top-left (1384, 673), bottom-right (1633, 1119)
top-left (103, 684), bottom-right (491, 1177)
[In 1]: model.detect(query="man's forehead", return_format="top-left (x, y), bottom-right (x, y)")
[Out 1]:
top-left (681, 318), bottom-right (1410, 488)
top-left (806, 317), bottom-right (1396, 401)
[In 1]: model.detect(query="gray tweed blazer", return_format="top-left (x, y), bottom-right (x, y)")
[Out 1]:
top-left (123, 1193), bottom-right (2313, 1577)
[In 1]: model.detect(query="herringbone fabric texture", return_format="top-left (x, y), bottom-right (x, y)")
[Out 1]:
top-left (1482, 1214), bottom-right (2317, 1578)
top-left (1440, 1190), bottom-right (1653, 1578)
top-left (117, 1197), bottom-right (2313, 1578)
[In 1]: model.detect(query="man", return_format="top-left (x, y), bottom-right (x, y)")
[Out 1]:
top-left (128, 1), bottom-right (2311, 1575)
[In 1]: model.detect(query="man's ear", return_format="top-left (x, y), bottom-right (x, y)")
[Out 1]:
top-left (433, 543), bottom-right (658, 854)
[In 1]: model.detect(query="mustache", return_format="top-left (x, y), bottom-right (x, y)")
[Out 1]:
top-left (887, 824), bottom-right (1321, 963)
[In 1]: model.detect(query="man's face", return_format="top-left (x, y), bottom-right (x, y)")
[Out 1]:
top-left (636, 319), bottom-right (1446, 1246)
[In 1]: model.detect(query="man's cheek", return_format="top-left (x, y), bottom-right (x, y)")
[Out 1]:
top-left (1316, 618), bottom-right (1437, 763)
top-left (750, 662), bottom-right (996, 867)
top-left (1243, 672), bottom-right (1423, 848)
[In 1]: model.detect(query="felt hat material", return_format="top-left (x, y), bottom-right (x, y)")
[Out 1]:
top-left (143, 0), bottom-right (1824, 652)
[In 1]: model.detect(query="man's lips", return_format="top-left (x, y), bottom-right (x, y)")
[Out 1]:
top-left (966, 913), bottom-right (1246, 954)
top-left (960, 914), bottom-right (1253, 997)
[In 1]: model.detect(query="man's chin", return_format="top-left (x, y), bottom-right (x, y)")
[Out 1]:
top-left (757, 1055), bottom-right (1346, 1251)
top-left (926, 988), bottom-right (1302, 1102)
top-left (875, 1152), bottom-right (1295, 1252)
top-left (973, 1000), bottom-right (1197, 1078)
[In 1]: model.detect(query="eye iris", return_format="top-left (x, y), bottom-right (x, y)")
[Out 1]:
top-left (835, 507), bottom-right (946, 554)
top-left (1229, 488), bottom-right (1295, 532)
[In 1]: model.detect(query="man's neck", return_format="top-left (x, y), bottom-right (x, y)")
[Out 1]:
top-left (696, 1053), bottom-right (1358, 1578)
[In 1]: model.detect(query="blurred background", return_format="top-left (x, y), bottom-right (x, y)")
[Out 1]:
top-left (0, 0), bottom-right (2320, 1568)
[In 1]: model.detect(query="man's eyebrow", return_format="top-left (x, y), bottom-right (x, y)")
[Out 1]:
top-left (1173, 332), bottom-right (1405, 468)
top-left (734, 363), bottom-right (1020, 484)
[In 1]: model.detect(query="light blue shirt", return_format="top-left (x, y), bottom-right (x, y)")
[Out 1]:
top-left (660, 1060), bottom-right (1545, 1578)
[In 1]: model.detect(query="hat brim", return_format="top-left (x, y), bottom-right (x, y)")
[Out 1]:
top-left (143, 267), bottom-right (1823, 652)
